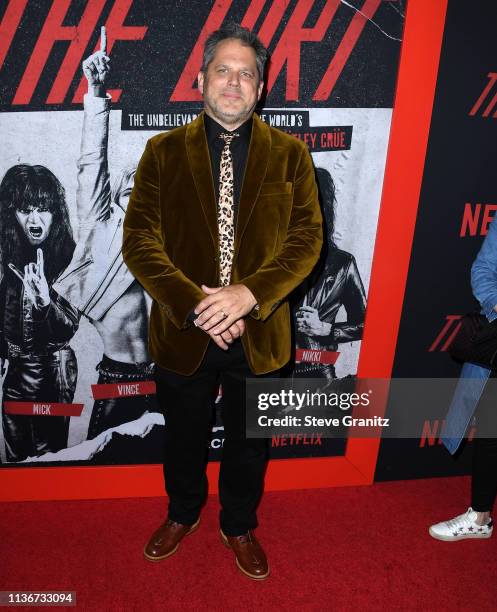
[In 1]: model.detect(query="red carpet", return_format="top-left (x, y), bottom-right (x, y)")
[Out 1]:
top-left (1, 476), bottom-right (496, 611)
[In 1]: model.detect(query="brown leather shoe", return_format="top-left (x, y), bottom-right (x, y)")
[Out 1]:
top-left (220, 529), bottom-right (270, 580)
top-left (143, 518), bottom-right (200, 561)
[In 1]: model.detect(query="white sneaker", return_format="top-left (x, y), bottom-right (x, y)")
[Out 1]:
top-left (429, 507), bottom-right (493, 541)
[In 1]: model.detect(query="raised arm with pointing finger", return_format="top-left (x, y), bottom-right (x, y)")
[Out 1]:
top-left (54, 26), bottom-right (133, 322)
top-left (54, 27), bottom-right (159, 440)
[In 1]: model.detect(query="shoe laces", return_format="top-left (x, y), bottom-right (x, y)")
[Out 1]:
top-left (166, 519), bottom-right (184, 530)
top-left (445, 507), bottom-right (477, 530)
top-left (234, 531), bottom-right (253, 545)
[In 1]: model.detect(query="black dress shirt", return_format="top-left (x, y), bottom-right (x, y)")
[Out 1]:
top-left (204, 113), bottom-right (252, 228)
top-left (186, 114), bottom-right (254, 325)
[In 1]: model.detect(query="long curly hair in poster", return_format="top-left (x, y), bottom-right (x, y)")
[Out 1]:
top-left (0, 164), bottom-right (75, 283)
top-left (316, 166), bottom-right (337, 254)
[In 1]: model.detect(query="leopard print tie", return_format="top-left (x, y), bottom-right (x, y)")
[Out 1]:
top-left (218, 132), bottom-right (239, 286)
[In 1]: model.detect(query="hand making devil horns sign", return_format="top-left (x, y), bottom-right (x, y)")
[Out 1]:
top-left (8, 248), bottom-right (50, 310)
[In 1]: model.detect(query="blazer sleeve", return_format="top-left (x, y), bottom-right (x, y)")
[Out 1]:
top-left (241, 144), bottom-right (323, 321)
top-left (122, 138), bottom-right (205, 330)
top-left (471, 216), bottom-right (497, 322)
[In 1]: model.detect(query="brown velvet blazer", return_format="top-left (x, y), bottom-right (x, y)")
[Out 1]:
top-left (122, 112), bottom-right (322, 375)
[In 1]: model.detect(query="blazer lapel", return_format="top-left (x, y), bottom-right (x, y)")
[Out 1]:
top-left (233, 113), bottom-right (271, 264)
top-left (185, 113), bottom-right (218, 248)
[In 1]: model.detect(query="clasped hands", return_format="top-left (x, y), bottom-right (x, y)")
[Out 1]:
top-left (193, 284), bottom-right (257, 350)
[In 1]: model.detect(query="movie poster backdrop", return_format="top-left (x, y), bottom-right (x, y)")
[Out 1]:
top-left (0, 0), bottom-right (404, 466)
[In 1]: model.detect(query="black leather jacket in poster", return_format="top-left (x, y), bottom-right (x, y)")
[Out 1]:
top-left (295, 248), bottom-right (367, 353)
top-left (0, 275), bottom-right (80, 358)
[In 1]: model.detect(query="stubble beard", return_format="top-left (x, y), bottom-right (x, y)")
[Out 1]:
top-left (205, 97), bottom-right (256, 127)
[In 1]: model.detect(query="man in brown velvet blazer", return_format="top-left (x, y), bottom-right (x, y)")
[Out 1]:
top-left (122, 23), bottom-right (322, 580)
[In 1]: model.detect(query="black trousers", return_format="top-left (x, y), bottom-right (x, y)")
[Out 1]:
top-left (2, 348), bottom-right (76, 462)
top-left (154, 340), bottom-right (272, 536)
top-left (471, 372), bottom-right (497, 512)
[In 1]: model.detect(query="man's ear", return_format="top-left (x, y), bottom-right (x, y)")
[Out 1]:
top-left (197, 71), bottom-right (204, 95)
top-left (257, 80), bottom-right (264, 101)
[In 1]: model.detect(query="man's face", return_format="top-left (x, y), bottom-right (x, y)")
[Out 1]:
top-left (198, 38), bottom-right (263, 130)
top-left (15, 205), bottom-right (53, 245)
